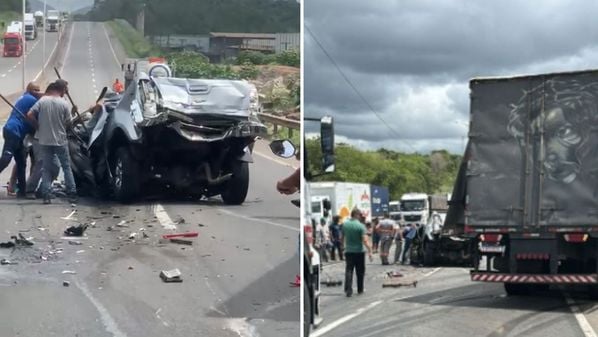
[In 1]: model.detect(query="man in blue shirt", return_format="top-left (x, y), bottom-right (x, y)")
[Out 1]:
top-left (0, 83), bottom-right (42, 198)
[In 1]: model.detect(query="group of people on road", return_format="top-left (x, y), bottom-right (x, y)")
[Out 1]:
top-left (1, 80), bottom-right (101, 204)
top-left (314, 209), bottom-right (420, 297)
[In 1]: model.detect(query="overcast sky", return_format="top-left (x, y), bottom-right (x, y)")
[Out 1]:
top-left (304, 0), bottom-right (598, 153)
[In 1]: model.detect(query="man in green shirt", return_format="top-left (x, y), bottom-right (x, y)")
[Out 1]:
top-left (343, 208), bottom-right (373, 297)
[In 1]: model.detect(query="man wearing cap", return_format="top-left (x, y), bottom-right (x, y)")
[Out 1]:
top-left (27, 81), bottom-right (77, 204)
top-left (0, 82), bottom-right (42, 198)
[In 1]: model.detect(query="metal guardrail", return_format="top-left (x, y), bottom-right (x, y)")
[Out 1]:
top-left (257, 112), bottom-right (300, 138)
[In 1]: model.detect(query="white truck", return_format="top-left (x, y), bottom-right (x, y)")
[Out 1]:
top-left (399, 193), bottom-right (429, 226)
top-left (309, 182), bottom-right (373, 224)
top-left (24, 13), bottom-right (36, 40)
top-left (34, 11), bottom-right (44, 28)
top-left (46, 10), bottom-right (60, 32)
top-left (389, 200), bottom-right (401, 221)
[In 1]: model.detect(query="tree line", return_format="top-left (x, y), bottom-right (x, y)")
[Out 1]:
top-left (87, 0), bottom-right (299, 36)
top-left (306, 138), bottom-right (462, 200)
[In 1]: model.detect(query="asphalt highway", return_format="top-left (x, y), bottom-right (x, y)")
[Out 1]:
top-left (0, 22), bottom-right (300, 337)
top-left (311, 245), bottom-right (598, 337)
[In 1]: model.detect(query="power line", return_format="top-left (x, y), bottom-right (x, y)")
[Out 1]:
top-left (305, 24), bottom-right (417, 152)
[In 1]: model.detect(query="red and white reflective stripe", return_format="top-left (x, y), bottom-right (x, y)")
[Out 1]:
top-left (471, 273), bottom-right (598, 283)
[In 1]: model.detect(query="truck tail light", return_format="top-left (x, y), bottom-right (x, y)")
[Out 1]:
top-left (480, 234), bottom-right (502, 243)
top-left (564, 233), bottom-right (588, 243)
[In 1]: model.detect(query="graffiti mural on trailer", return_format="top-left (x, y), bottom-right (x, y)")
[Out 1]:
top-left (507, 78), bottom-right (598, 185)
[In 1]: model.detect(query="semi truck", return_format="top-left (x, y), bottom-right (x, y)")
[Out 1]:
top-left (448, 69), bottom-right (598, 296)
top-left (389, 200), bottom-right (401, 221)
top-left (34, 11), bottom-right (44, 28)
top-left (24, 13), bottom-right (36, 40)
top-left (370, 185), bottom-right (389, 218)
top-left (309, 182), bottom-right (373, 223)
top-left (46, 10), bottom-right (60, 32)
top-left (399, 193), bottom-right (429, 226)
top-left (3, 23), bottom-right (23, 57)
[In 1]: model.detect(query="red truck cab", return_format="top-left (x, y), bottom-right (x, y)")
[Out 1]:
top-left (3, 32), bottom-right (23, 57)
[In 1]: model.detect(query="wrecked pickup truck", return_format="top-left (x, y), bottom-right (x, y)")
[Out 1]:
top-left (69, 65), bottom-right (267, 204)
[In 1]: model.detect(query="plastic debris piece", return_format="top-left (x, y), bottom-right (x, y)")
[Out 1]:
top-left (160, 269), bottom-right (183, 283)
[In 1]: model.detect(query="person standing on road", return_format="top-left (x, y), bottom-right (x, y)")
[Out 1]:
top-left (0, 82), bottom-right (42, 198)
top-left (393, 222), bottom-right (404, 265)
top-left (372, 217), bottom-right (380, 253)
top-left (376, 213), bottom-right (396, 265)
top-left (401, 223), bottom-right (417, 265)
top-left (329, 215), bottom-right (343, 261)
top-left (343, 208), bottom-right (373, 297)
top-left (27, 81), bottom-right (78, 204)
top-left (112, 78), bottom-right (124, 94)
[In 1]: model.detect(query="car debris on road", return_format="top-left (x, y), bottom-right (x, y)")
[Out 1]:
top-left (64, 224), bottom-right (88, 236)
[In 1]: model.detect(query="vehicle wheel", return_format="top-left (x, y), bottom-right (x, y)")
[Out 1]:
top-left (304, 281), bottom-right (311, 337)
top-left (112, 147), bottom-right (140, 203)
top-left (423, 242), bottom-right (436, 267)
top-left (504, 283), bottom-right (530, 296)
top-left (221, 161), bottom-right (249, 205)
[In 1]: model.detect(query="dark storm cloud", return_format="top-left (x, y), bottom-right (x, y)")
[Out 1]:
top-left (304, 0), bottom-right (598, 153)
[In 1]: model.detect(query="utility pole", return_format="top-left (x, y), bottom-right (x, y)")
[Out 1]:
top-left (42, 0), bottom-right (46, 77)
top-left (22, 0), bottom-right (26, 90)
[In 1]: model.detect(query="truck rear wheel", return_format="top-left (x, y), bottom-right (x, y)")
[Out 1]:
top-left (504, 283), bottom-right (530, 296)
top-left (423, 242), bottom-right (436, 266)
top-left (221, 161), bottom-right (249, 205)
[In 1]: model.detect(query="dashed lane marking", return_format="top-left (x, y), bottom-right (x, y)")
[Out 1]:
top-left (311, 301), bottom-right (383, 337)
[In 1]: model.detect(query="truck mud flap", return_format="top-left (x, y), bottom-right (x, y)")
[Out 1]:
top-left (471, 272), bottom-right (598, 284)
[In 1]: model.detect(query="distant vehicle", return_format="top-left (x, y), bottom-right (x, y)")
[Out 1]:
top-left (46, 10), bottom-right (60, 32)
top-left (400, 192), bottom-right (429, 226)
top-left (309, 182), bottom-right (373, 223)
top-left (448, 69), bottom-right (598, 296)
top-left (24, 13), bottom-right (37, 40)
top-left (3, 23), bottom-right (23, 57)
top-left (389, 200), bottom-right (401, 221)
top-left (370, 185), bottom-right (389, 218)
top-left (34, 11), bottom-right (44, 27)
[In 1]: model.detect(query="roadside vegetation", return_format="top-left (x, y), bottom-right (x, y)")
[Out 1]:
top-left (306, 138), bottom-right (462, 199)
top-left (87, 0), bottom-right (299, 35)
top-left (0, 11), bottom-right (20, 30)
top-left (106, 19), bottom-right (161, 58)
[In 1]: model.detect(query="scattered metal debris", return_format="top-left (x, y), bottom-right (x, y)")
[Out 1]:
top-left (62, 270), bottom-right (77, 274)
top-left (68, 241), bottom-right (83, 246)
top-left (0, 259), bottom-right (16, 265)
top-left (64, 224), bottom-right (88, 236)
top-left (63, 281), bottom-right (70, 287)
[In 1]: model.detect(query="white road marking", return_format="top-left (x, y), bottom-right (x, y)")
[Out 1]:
top-left (153, 204), bottom-right (177, 230)
top-left (254, 151), bottom-right (298, 169)
top-left (103, 24), bottom-right (122, 67)
top-left (311, 300), bottom-right (383, 337)
top-left (74, 279), bottom-right (128, 337)
top-left (423, 267), bottom-right (442, 278)
top-left (217, 208), bottom-right (298, 232)
top-left (34, 30), bottom-right (62, 81)
top-left (565, 295), bottom-right (598, 337)
top-left (59, 21), bottom-right (76, 74)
